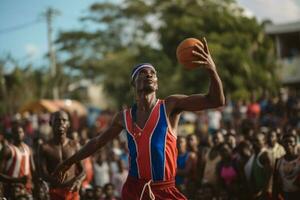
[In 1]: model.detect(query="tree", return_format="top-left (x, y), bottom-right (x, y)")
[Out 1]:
top-left (0, 55), bottom-right (76, 114)
top-left (55, 0), bottom-right (279, 108)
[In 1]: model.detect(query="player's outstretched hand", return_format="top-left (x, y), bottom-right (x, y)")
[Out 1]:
top-left (191, 37), bottom-right (216, 72)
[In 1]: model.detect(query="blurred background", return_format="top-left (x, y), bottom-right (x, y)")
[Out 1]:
top-left (0, 0), bottom-right (300, 199)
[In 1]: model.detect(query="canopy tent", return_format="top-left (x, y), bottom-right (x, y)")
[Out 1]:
top-left (19, 99), bottom-right (87, 116)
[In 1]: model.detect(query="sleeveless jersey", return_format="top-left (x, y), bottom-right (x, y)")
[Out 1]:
top-left (123, 99), bottom-right (177, 182)
top-left (4, 143), bottom-right (31, 178)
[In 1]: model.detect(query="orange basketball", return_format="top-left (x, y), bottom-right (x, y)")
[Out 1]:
top-left (176, 38), bottom-right (204, 70)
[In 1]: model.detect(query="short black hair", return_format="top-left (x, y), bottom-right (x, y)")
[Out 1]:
top-left (282, 133), bottom-right (297, 142)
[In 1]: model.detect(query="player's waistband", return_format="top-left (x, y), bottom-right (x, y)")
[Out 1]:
top-left (127, 176), bottom-right (175, 189)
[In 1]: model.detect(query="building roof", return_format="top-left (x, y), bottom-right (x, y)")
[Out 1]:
top-left (265, 21), bottom-right (300, 34)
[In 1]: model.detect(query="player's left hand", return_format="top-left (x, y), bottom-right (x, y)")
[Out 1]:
top-left (192, 37), bottom-right (216, 72)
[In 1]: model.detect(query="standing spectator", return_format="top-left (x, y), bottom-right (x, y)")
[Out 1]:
top-left (225, 129), bottom-right (237, 150)
top-left (235, 140), bottom-right (253, 200)
top-left (71, 111), bottom-right (80, 133)
top-left (38, 111), bottom-right (85, 200)
top-left (111, 160), bottom-right (128, 197)
top-left (216, 143), bottom-right (239, 199)
top-left (80, 129), bottom-right (94, 190)
top-left (176, 136), bottom-right (189, 193)
top-left (0, 123), bottom-right (36, 199)
top-left (222, 95), bottom-right (233, 129)
top-left (202, 131), bottom-right (224, 190)
top-left (273, 133), bottom-right (300, 200)
top-left (102, 183), bottom-right (120, 200)
top-left (93, 151), bottom-right (110, 187)
top-left (207, 109), bottom-right (222, 134)
top-left (247, 94), bottom-right (261, 127)
top-left (94, 186), bottom-right (103, 200)
top-left (267, 129), bottom-right (285, 168)
top-left (245, 133), bottom-right (272, 200)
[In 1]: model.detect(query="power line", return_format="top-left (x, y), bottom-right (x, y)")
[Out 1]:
top-left (0, 19), bottom-right (42, 35)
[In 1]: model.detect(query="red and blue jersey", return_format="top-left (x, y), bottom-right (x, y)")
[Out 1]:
top-left (123, 99), bottom-right (177, 182)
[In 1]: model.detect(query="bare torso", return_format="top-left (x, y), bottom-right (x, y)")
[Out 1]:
top-left (41, 138), bottom-right (82, 187)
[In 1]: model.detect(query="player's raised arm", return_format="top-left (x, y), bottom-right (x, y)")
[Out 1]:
top-left (52, 111), bottom-right (124, 182)
top-left (166, 38), bottom-right (225, 113)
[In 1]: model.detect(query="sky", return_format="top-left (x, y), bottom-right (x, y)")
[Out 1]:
top-left (1, 0), bottom-right (300, 69)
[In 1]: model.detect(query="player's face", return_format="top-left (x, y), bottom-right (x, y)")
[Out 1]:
top-left (51, 111), bottom-right (70, 137)
top-left (134, 68), bottom-right (158, 93)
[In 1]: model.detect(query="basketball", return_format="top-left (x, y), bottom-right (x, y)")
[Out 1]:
top-left (176, 38), bottom-right (204, 70)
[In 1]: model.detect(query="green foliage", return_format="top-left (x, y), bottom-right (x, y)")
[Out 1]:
top-left (55, 0), bottom-right (279, 108)
top-left (0, 55), bottom-right (77, 114)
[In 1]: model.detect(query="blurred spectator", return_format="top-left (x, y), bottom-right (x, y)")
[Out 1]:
top-left (273, 133), bottom-right (300, 200)
top-left (267, 129), bottom-right (285, 167)
top-left (202, 131), bottom-right (224, 190)
top-left (71, 111), bottom-right (80, 132)
top-left (222, 95), bottom-right (234, 129)
top-left (245, 133), bottom-right (272, 200)
top-left (247, 94), bottom-right (261, 124)
top-left (83, 188), bottom-right (95, 200)
top-left (102, 183), bottom-right (119, 200)
top-left (0, 123), bottom-right (35, 199)
top-left (111, 160), bottom-right (127, 197)
top-left (176, 136), bottom-right (188, 193)
top-left (207, 109), bottom-right (222, 134)
top-left (93, 151), bottom-right (110, 187)
top-left (94, 186), bottom-right (103, 200)
top-left (216, 143), bottom-right (239, 199)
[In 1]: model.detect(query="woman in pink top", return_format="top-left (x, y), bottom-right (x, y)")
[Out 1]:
top-left (216, 143), bottom-right (239, 199)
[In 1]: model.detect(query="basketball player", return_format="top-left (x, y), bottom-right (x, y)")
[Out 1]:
top-left (38, 111), bottom-right (85, 200)
top-left (0, 123), bottom-right (35, 199)
top-left (53, 38), bottom-right (224, 199)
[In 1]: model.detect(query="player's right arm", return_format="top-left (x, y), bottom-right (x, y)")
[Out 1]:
top-left (53, 111), bottom-right (124, 182)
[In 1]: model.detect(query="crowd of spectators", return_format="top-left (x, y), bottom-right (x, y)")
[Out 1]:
top-left (0, 90), bottom-right (299, 199)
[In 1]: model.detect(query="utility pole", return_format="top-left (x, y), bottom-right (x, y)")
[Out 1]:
top-left (44, 7), bottom-right (60, 99)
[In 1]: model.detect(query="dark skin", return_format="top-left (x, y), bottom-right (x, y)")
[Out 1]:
top-left (0, 126), bottom-right (35, 184)
top-left (53, 37), bottom-right (225, 182)
top-left (176, 137), bottom-right (197, 177)
top-left (251, 133), bottom-right (272, 199)
top-left (39, 111), bottom-right (85, 191)
top-left (208, 132), bottom-right (224, 160)
top-left (273, 135), bottom-right (298, 198)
